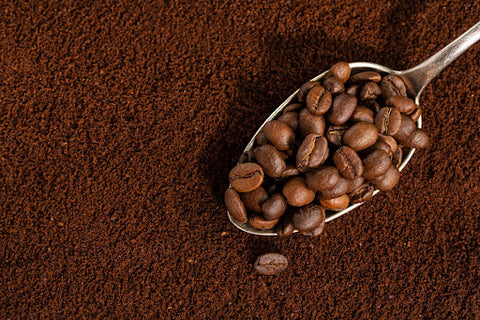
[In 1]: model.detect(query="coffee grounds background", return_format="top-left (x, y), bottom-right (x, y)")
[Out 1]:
top-left (1, 1), bottom-right (479, 318)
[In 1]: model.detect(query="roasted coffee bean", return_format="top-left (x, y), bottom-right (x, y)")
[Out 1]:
top-left (372, 164), bottom-right (400, 191)
top-left (323, 76), bottom-right (345, 94)
top-left (351, 106), bottom-right (374, 123)
top-left (320, 176), bottom-right (351, 200)
top-left (381, 74), bottom-right (407, 98)
top-left (385, 96), bottom-right (416, 113)
top-left (368, 141), bottom-right (393, 159)
top-left (346, 176), bottom-right (364, 193)
top-left (343, 121), bottom-right (379, 151)
top-left (362, 149), bottom-right (391, 180)
top-left (262, 120), bottom-right (296, 151)
top-left (375, 107), bottom-right (402, 136)
top-left (283, 177), bottom-right (315, 207)
top-left (249, 215), bottom-right (279, 230)
top-left (282, 165), bottom-right (300, 178)
top-left (301, 220), bottom-right (325, 237)
top-left (238, 150), bottom-right (255, 164)
top-left (349, 183), bottom-right (374, 204)
top-left (333, 146), bottom-right (364, 179)
top-left (359, 82), bottom-right (382, 100)
top-left (240, 187), bottom-right (269, 213)
top-left (262, 193), bottom-right (288, 221)
top-left (350, 71), bottom-right (382, 83)
top-left (365, 99), bottom-right (381, 113)
top-left (306, 166), bottom-right (340, 191)
top-left (327, 93), bottom-right (357, 125)
top-left (254, 145), bottom-right (287, 178)
top-left (296, 134), bottom-right (329, 170)
top-left (319, 194), bottom-right (350, 211)
top-left (254, 253), bottom-right (288, 275)
top-left (405, 130), bottom-right (429, 149)
top-left (326, 125), bottom-right (349, 146)
top-left (277, 112), bottom-right (299, 131)
top-left (306, 85), bottom-right (332, 115)
top-left (256, 129), bottom-right (269, 145)
top-left (283, 103), bottom-right (303, 113)
top-left (410, 107), bottom-right (422, 122)
top-left (378, 135), bottom-right (398, 153)
top-left (229, 162), bottom-right (264, 193)
top-left (299, 108), bottom-right (325, 137)
top-left (393, 147), bottom-right (403, 168)
top-left (297, 81), bottom-right (319, 102)
top-left (393, 114), bottom-right (417, 143)
top-left (328, 62), bottom-right (351, 83)
top-left (278, 214), bottom-right (295, 237)
top-left (292, 204), bottom-right (325, 232)
top-left (224, 188), bottom-right (247, 223)
top-left (346, 84), bottom-right (360, 96)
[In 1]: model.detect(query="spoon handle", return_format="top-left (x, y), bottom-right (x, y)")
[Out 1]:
top-left (400, 21), bottom-right (480, 95)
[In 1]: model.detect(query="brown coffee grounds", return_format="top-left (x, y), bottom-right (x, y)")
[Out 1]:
top-left (1, 1), bottom-right (480, 319)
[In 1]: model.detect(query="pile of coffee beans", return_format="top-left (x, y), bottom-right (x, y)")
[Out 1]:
top-left (225, 62), bottom-right (429, 237)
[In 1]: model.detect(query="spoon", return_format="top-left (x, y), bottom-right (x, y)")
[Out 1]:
top-left (229, 21), bottom-right (480, 236)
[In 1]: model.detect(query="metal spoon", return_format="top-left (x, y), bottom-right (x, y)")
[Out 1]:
top-left (229, 21), bottom-right (480, 236)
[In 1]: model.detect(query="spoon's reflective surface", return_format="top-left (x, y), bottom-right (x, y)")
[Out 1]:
top-left (229, 22), bottom-right (480, 236)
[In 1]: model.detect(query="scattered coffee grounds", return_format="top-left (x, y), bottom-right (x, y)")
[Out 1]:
top-left (226, 63), bottom-right (429, 236)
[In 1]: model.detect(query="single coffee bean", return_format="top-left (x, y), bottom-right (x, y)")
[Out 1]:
top-left (306, 85), bottom-right (332, 115)
top-left (372, 164), bottom-right (400, 191)
top-left (321, 176), bottom-right (351, 200)
top-left (350, 71), bottom-right (382, 83)
top-left (349, 183), bottom-right (374, 204)
top-left (283, 177), bottom-right (315, 207)
top-left (327, 93), bottom-right (357, 125)
top-left (410, 107), bottom-right (422, 122)
top-left (277, 212), bottom-right (295, 237)
top-left (262, 120), bottom-right (296, 151)
top-left (326, 125), bottom-right (349, 146)
top-left (375, 107), bottom-right (402, 136)
top-left (364, 99), bottom-right (381, 113)
top-left (378, 135), bottom-right (398, 153)
top-left (224, 188), bottom-right (247, 223)
top-left (393, 147), bottom-right (403, 168)
top-left (362, 149), bottom-right (391, 180)
top-left (256, 129), bottom-right (269, 145)
top-left (254, 253), bottom-right (288, 276)
top-left (333, 146), bottom-right (364, 179)
top-left (262, 193), bottom-right (288, 221)
top-left (254, 145), bottom-right (287, 178)
top-left (343, 121), bottom-right (379, 151)
top-left (385, 96), bottom-right (416, 114)
top-left (301, 220), bottom-right (325, 236)
top-left (299, 108), bottom-right (325, 137)
top-left (367, 141), bottom-right (393, 159)
top-left (346, 84), bottom-right (360, 96)
top-left (292, 204), bottom-right (325, 232)
top-left (297, 81), bottom-right (319, 102)
top-left (277, 112), bottom-right (299, 131)
top-left (319, 194), bottom-right (350, 211)
top-left (405, 129), bottom-right (429, 149)
top-left (229, 162), bottom-right (264, 193)
top-left (359, 82), bottom-right (382, 100)
top-left (328, 62), bottom-right (351, 83)
top-left (381, 74), bottom-right (407, 98)
top-left (238, 150), bottom-right (255, 164)
top-left (240, 186), bottom-right (269, 213)
top-left (282, 165), bottom-right (300, 178)
top-left (306, 166), bottom-right (340, 191)
top-left (323, 76), bottom-right (345, 94)
top-left (249, 215), bottom-right (280, 230)
top-left (346, 175), bottom-right (364, 193)
top-left (283, 103), bottom-right (303, 113)
top-left (296, 134), bottom-right (329, 170)
top-left (351, 106), bottom-right (375, 123)
top-left (393, 114), bottom-right (417, 143)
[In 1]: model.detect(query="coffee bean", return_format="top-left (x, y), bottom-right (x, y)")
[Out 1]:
top-left (256, 129), bottom-right (269, 145)
top-left (326, 125), bottom-right (349, 146)
top-left (320, 176), bottom-right (351, 200)
top-left (372, 164), bottom-right (400, 191)
top-left (262, 120), bottom-right (296, 151)
top-left (224, 188), bottom-right (247, 223)
top-left (359, 82), bottom-right (382, 100)
top-left (328, 62), bottom-right (351, 83)
top-left (393, 147), bottom-right (403, 168)
top-left (296, 134), bottom-right (329, 170)
top-left (327, 93), bottom-right (357, 125)
top-left (229, 162), bottom-right (264, 193)
top-left (254, 253), bottom-right (288, 275)
top-left (283, 103), bottom-right (303, 113)
top-left (410, 107), bottom-right (422, 122)
top-left (405, 130), bottom-right (429, 149)
top-left (254, 145), bottom-right (287, 178)
top-left (306, 166), bottom-right (340, 191)
top-left (319, 194), bottom-right (350, 211)
top-left (282, 177), bottom-right (315, 207)
top-left (306, 85), bottom-right (332, 115)
top-left (375, 107), bottom-right (402, 136)
top-left (350, 71), bottom-right (382, 83)
top-left (362, 149), bottom-right (391, 180)
top-left (393, 114), bottom-right (417, 143)
top-left (364, 99), bottom-right (381, 113)
top-left (301, 220), bottom-right (325, 236)
top-left (385, 96), bottom-right (416, 113)
top-left (346, 175), bottom-right (364, 193)
top-left (277, 112), bottom-right (299, 131)
top-left (323, 76), bottom-right (345, 94)
top-left (297, 81), bottom-right (319, 102)
top-left (351, 106), bottom-right (374, 123)
top-left (277, 213), bottom-right (295, 237)
top-left (282, 165), bottom-right (300, 178)
top-left (346, 84), bottom-right (360, 96)
top-left (292, 204), bottom-right (325, 232)
top-left (349, 183), bottom-right (374, 204)
top-left (381, 74), bottom-right (407, 98)
top-left (240, 186), bottom-right (269, 213)
top-left (238, 150), bottom-right (255, 164)
top-left (333, 146), bottom-right (364, 179)
top-left (378, 135), bottom-right (398, 153)
top-left (299, 108), bottom-right (325, 137)
top-left (262, 193), bottom-right (287, 221)
top-left (249, 215), bottom-right (280, 230)
top-left (343, 121), bottom-right (379, 151)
